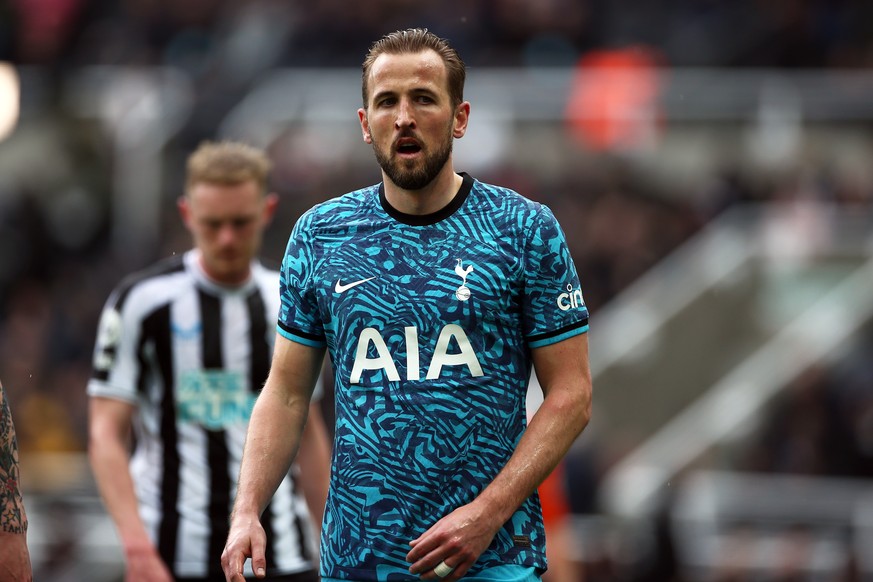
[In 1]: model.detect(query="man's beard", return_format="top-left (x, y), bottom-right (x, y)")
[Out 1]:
top-left (373, 132), bottom-right (453, 191)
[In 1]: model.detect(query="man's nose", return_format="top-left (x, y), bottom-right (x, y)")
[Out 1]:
top-left (395, 99), bottom-right (416, 129)
top-left (217, 223), bottom-right (238, 245)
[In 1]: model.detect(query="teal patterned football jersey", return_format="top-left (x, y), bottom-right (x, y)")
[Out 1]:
top-left (278, 173), bottom-right (589, 581)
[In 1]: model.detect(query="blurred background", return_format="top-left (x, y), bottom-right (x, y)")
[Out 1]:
top-left (2, 1), bottom-right (873, 580)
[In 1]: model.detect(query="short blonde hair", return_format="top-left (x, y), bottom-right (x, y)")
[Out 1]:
top-left (185, 141), bottom-right (272, 195)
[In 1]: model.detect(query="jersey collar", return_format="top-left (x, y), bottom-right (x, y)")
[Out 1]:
top-left (185, 250), bottom-right (260, 295)
top-left (379, 172), bottom-right (474, 226)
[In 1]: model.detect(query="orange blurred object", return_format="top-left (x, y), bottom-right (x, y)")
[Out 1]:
top-left (565, 46), bottom-right (663, 151)
top-left (540, 461), bottom-right (570, 526)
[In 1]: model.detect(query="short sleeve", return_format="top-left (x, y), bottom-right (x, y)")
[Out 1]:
top-left (522, 204), bottom-right (589, 348)
top-left (87, 289), bottom-right (143, 404)
top-left (277, 213), bottom-right (326, 348)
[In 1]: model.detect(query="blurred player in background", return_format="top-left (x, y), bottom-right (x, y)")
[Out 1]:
top-left (223, 29), bottom-right (592, 582)
top-left (0, 380), bottom-right (33, 582)
top-left (88, 141), bottom-right (330, 581)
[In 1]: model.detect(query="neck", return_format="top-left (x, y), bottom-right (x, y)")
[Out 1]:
top-left (383, 167), bottom-right (462, 216)
top-left (194, 250), bottom-right (251, 288)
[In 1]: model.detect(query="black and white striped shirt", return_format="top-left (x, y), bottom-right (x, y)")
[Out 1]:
top-left (88, 250), bottom-right (317, 578)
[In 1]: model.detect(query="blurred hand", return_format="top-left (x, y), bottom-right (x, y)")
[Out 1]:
top-left (406, 502), bottom-right (501, 581)
top-left (123, 543), bottom-right (174, 582)
top-left (0, 533), bottom-right (33, 582)
top-left (221, 513), bottom-right (267, 581)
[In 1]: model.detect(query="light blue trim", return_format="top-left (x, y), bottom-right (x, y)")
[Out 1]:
top-left (528, 324), bottom-right (589, 349)
top-left (463, 564), bottom-right (541, 581)
top-left (276, 325), bottom-right (326, 348)
top-left (322, 565), bottom-right (540, 582)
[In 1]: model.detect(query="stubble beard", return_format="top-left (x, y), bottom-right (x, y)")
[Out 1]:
top-left (373, 132), bottom-right (453, 191)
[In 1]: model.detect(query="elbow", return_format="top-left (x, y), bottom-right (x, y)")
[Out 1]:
top-left (573, 391), bottom-right (592, 437)
top-left (87, 421), bottom-right (123, 466)
top-left (548, 383), bottom-right (591, 439)
top-left (87, 427), bottom-right (105, 466)
top-left (570, 377), bottom-right (593, 437)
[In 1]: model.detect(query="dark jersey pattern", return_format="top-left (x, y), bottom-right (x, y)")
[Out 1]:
top-left (278, 174), bottom-right (589, 581)
top-left (88, 251), bottom-right (316, 578)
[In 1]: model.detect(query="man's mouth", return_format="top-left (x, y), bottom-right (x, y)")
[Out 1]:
top-left (395, 138), bottom-right (422, 156)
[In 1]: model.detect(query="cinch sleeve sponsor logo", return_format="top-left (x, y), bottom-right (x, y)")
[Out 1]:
top-left (556, 284), bottom-right (585, 311)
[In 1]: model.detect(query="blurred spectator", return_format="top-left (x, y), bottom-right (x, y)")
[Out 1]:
top-left (742, 323), bottom-right (873, 480)
top-left (565, 46), bottom-right (663, 153)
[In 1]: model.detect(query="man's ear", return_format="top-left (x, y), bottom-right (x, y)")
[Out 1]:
top-left (358, 108), bottom-right (372, 144)
top-left (453, 101), bottom-right (471, 139)
top-left (263, 192), bottom-right (279, 224)
top-left (177, 196), bottom-right (191, 227)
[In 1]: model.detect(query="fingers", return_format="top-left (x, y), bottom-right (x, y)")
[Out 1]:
top-left (220, 547), bottom-right (247, 582)
top-left (434, 560), bottom-right (454, 578)
top-left (408, 506), bottom-right (498, 581)
top-left (413, 555), bottom-right (474, 581)
top-left (221, 527), bottom-right (267, 582)
top-left (250, 532), bottom-right (267, 578)
top-left (428, 558), bottom-right (462, 580)
top-left (408, 537), bottom-right (475, 581)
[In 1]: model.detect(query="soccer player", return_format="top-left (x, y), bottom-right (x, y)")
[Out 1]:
top-left (0, 380), bottom-right (32, 582)
top-left (88, 141), bottom-right (330, 582)
top-left (222, 29), bottom-right (592, 582)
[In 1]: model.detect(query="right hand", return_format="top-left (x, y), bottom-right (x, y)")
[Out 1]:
top-left (123, 543), bottom-right (174, 582)
top-left (221, 513), bottom-right (267, 581)
top-left (0, 533), bottom-right (33, 582)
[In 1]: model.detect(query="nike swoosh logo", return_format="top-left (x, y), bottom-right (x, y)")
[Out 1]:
top-left (334, 276), bottom-right (377, 294)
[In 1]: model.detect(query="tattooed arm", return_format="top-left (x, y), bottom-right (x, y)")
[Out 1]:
top-left (0, 380), bottom-right (33, 582)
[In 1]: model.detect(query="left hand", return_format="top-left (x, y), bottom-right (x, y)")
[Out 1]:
top-left (406, 502), bottom-right (500, 581)
top-left (221, 512), bottom-right (267, 582)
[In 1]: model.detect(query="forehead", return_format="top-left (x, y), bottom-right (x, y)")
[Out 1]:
top-left (187, 180), bottom-right (261, 214)
top-left (367, 50), bottom-right (448, 98)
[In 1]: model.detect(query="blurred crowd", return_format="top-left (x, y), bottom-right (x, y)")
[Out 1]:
top-left (4, 0), bottom-right (873, 70)
top-left (741, 323), bottom-right (873, 480)
top-left (2, 1), bottom-right (873, 581)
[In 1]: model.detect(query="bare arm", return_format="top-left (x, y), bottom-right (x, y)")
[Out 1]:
top-left (88, 397), bottom-right (173, 582)
top-left (407, 332), bottom-right (592, 580)
top-left (0, 381), bottom-right (33, 582)
top-left (473, 332), bottom-right (591, 524)
top-left (222, 334), bottom-right (325, 581)
top-left (295, 401), bottom-right (331, 532)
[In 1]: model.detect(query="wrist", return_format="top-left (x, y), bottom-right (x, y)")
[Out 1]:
top-left (230, 504), bottom-right (261, 524)
top-left (121, 536), bottom-right (156, 558)
top-left (474, 488), bottom-right (514, 526)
